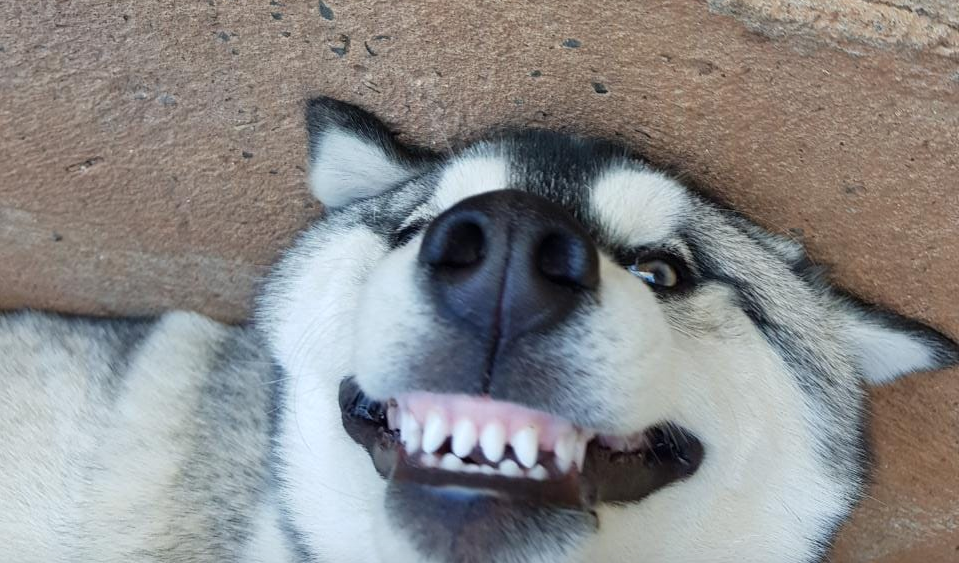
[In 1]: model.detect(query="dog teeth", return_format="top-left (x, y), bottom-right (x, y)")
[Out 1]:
top-left (499, 459), bottom-right (523, 477)
top-left (422, 411), bottom-right (448, 454)
top-left (451, 418), bottom-right (478, 458)
top-left (401, 413), bottom-right (422, 454)
top-left (386, 404), bottom-right (399, 431)
top-left (440, 453), bottom-right (464, 471)
top-left (417, 454), bottom-right (551, 481)
top-left (479, 421), bottom-right (507, 463)
top-left (527, 465), bottom-right (549, 481)
top-left (553, 431), bottom-right (576, 473)
top-left (419, 453), bottom-right (438, 468)
top-left (574, 432), bottom-right (589, 469)
top-left (395, 392), bottom-right (604, 479)
top-left (510, 426), bottom-right (539, 468)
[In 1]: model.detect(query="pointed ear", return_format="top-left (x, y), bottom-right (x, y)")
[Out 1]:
top-left (305, 97), bottom-right (427, 208)
top-left (844, 300), bottom-right (959, 385)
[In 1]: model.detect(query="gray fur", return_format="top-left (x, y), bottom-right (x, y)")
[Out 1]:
top-left (0, 312), bottom-right (287, 562)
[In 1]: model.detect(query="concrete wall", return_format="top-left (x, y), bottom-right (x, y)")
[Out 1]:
top-left (1, 1), bottom-right (957, 560)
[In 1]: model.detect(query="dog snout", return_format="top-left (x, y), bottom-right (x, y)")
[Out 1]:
top-left (418, 190), bottom-right (599, 343)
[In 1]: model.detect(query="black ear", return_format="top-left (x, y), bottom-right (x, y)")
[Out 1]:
top-left (305, 97), bottom-right (426, 207)
top-left (842, 299), bottom-right (959, 385)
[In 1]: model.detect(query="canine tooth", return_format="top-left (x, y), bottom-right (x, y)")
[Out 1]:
top-left (554, 431), bottom-right (576, 471)
top-left (419, 453), bottom-right (438, 468)
top-left (527, 465), bottom-right (549, 481)
top-left (401, 412), bottom-right (421, 453)
top-left (479, 421), bottom-right (507, 463)
top-left (479, 464), bottom-right (497, 475)
top-left (460, 463), bottom-right (480, 473)
top-left (499, 459), bottom-right (523, 477)
top-left (440, 453), bottom-right (464, 471)
top-left (451, 418), bottom-right (478, 458)
top-left (422, 411), bottom-right (448, 454)
top-left (511, 426), bottom-right (539, 469)
top-left (386, 405), bottom-right (399, 431)
top-left (574, 433), bottom-right (588, 469)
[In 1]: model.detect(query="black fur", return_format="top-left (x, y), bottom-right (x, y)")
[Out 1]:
top-left (305, 96), bottom-right (434, 172)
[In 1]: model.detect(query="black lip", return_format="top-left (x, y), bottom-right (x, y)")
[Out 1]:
top-left (339, 376), bottom-right (704, 510)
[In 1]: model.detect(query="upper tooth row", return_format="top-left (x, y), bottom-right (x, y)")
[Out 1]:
top-left (393, 407), bottom-right (589, 471)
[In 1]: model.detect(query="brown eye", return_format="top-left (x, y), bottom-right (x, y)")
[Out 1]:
top-left (628, 259), bottom-right (680, 288)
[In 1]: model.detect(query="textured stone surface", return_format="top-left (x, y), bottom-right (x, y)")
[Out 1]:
top-left (709, 0), bottom-right (959, 56)
top-left (1, 1), bottom-right (957, 560)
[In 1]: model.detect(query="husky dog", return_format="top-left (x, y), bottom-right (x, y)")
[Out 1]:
top-left (1, 97), bottom-right (956, 563)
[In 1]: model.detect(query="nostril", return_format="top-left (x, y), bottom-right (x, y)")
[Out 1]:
top-left (537, 232), bottom-right (599, 290)
top-left (419, 191), bottom-right (599, 344)
top-left (421, 219), bottom-right (486, 268)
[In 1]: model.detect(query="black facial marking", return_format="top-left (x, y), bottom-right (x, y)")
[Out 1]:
top-left (500, 129), bottom-right (632, 222)
top-left (390, 218), bottom-right (430, 249)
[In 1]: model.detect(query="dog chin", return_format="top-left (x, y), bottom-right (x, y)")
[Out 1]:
top-left (369, 488), bottom-right (593, 563)
top-left (383, 481), bottom-right (594, 563)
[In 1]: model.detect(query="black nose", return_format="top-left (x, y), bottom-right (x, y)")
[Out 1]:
top-left (418, 190), bottom-right (599, 343)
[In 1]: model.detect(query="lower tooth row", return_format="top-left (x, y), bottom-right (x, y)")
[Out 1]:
top-left (420, 454), bottom-right (549, 481)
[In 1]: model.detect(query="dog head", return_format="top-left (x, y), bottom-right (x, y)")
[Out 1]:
top-left (258, 98), bottom-right (958, 563)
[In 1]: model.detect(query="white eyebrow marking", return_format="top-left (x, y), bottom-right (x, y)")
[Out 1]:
top-left (430, 152), bottom-right (510, 212)
top-left (590, 166), bottom-right (692, 247)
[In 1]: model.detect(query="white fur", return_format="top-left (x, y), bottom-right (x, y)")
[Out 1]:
top-left (244, 501), bottom-right (294, 563)
top-left (352, 237), bottom-right (430, 400)
top-left (0, 320), bottom-right (109, 561)
top-left (575, 282), bottom-right (846, 562)
top-left (265, 154), bottom-right (512, 557)
top-left (590, 166), bottom-right (692, 247)
top-left (0, 312), bottom-right (233, 561)
top-left (429, 151), bottom-right (510, 212)
top-left (76, 313), bottom-right (229, 560)
top-left (849, 319), bottom-right (937, 384)
top-left (309, 130), bottom-right (414, 207)
top-left (264, 224), bottom-right (392, 559)
top-left (270, 226), bottom-right (846, 563)
top-left (266, 161), bottom-right (855, 563)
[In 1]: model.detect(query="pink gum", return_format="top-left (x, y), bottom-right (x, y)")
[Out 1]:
top-left (396, 392), bottom-right (579, 452)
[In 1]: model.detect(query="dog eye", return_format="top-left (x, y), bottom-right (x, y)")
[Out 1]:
top-left (628, 258), bottom-right (680, 288)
